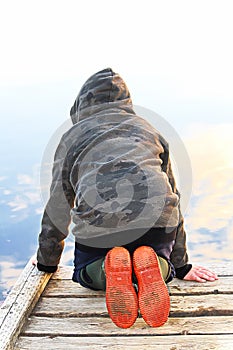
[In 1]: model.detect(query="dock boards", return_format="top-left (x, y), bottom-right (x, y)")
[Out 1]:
top-left (0, 259), bottom-right (52, 350)
top-left (1, 261), bottom-right (233, 349)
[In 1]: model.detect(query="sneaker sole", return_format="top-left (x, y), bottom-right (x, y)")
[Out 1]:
top-left (133, 246), bottom-right (170, 327)
top-left (105, 247), bottom-right (138, 328)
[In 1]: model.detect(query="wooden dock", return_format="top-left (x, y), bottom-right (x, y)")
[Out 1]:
top-left (0, 259), bottom-right (233, 350)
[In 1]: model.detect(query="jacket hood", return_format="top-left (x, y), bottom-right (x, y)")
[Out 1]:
top-left (70, 68), bottom-right (134, 124)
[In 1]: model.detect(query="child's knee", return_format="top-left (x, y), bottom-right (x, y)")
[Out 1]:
top-left (81, 258), bottom-right (106, 291)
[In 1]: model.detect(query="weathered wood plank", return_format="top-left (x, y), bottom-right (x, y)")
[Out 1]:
top-left (51, 266), bottom-right (73, 280)
top-left (32, 294), bottom-right (233, 317)
top-left (204, 262), bottom-right (233, 276)
top-left (42, 276), bottom-right (232, 298)
top-left (42, 279), bottom-right (105, 297)
top-left (0, 259), bottom-right (51, 350)
top-left (33, 297), bottom-right (106, 317)
top-left (4, 261), bottom-right (233, 350)
top-left (21, 315), bottom-right (233, 336)
top-left (51, 261), bottom-right (233, 280)
top-left (171, 294), bottom-right (233, 317)
top-left (14, 335), bottom-right (233, 350)
top-left (169, 276), bottom-right (233, 295)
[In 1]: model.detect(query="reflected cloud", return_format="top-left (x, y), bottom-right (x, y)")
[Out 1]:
top-left (8, 195), bottom-right (28, 212)
top-left (7, 191), bottom-right (41, 212)
top-left (186, 168), bottom-right (233, 232)
top-left (35, 207), bottom-right (44, 215)
top-left (0, 165), bottom-right (43, 221)
top-left (3, 190), bottom-right (11, 195)
top-left (0, 258), bottom-right (25, 300)
top-left (184, 123), bottom-right (233, 262)
top-left (185, 123), bottom-right (233, 183)
top-left (0, 176), bottom-right (7, 181)
top-left (17, 174), bottom-right (35, 185)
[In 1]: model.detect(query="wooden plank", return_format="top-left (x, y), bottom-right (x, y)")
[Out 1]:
top-left (51, 262), bottom-right (233, 280)
top-left (33, 297), bottom-right (106, 317)
top-left (51, 266), bottom-right (73, 280)
top-left (21, 315), bottom-right (233, 336)
top-left (204, 262), bottom-right (233, 276)
top-left (4, 261), bottom-right (233, 350)
top-left (42, 276), bottom-right (232, 298)
top-left (14, 335), bottom-right (233, 350)
top-left (169, 276), bottom-right (233, 295)
top-left (0, 259), bottom-right (52, 350)
top-left (171, 294), bottom-right (233, 317)
top-left (32, 294), bottom-right (233, 317)
top-left (42, 279), bottom-right (105, 297)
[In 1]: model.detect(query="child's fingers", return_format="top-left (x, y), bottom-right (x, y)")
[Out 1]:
top-left (184, 266), bottom-right (218, 282)
top-left (193, 266), bottom-right (218, 280)
top-left (198, 272), bottom-right (216, 282)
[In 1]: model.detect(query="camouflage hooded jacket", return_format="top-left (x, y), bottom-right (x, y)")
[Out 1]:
top-left (37, 68), bottom-right (189, 270)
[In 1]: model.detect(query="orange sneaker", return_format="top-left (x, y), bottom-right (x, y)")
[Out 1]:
top-left (105, 247), bottom-right (138, 328)
top-left (133, 246), bottom-right (170, 327)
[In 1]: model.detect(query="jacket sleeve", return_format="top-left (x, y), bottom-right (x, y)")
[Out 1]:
top-left (37, 137), bottom-right (75, 268)
top-left (160, 137), bottom-right (189, 269)
top-left (170, 211), bottom-right (189, 269)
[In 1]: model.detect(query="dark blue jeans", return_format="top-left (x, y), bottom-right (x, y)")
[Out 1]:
top-left (72, 227), bottom-right (177, 288)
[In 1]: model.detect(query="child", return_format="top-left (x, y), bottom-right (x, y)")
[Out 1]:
top-left (36, 68), bottom-right (218, 329)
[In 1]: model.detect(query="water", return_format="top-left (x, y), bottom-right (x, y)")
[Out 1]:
top-left (1, 83), bottom-right (233, 303)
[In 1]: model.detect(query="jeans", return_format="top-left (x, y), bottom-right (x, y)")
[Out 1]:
top-left (72, 227), bottom-right (177, 288)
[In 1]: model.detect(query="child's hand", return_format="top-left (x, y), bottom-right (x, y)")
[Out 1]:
top-left (183, 266), bottom-right (218, 283)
